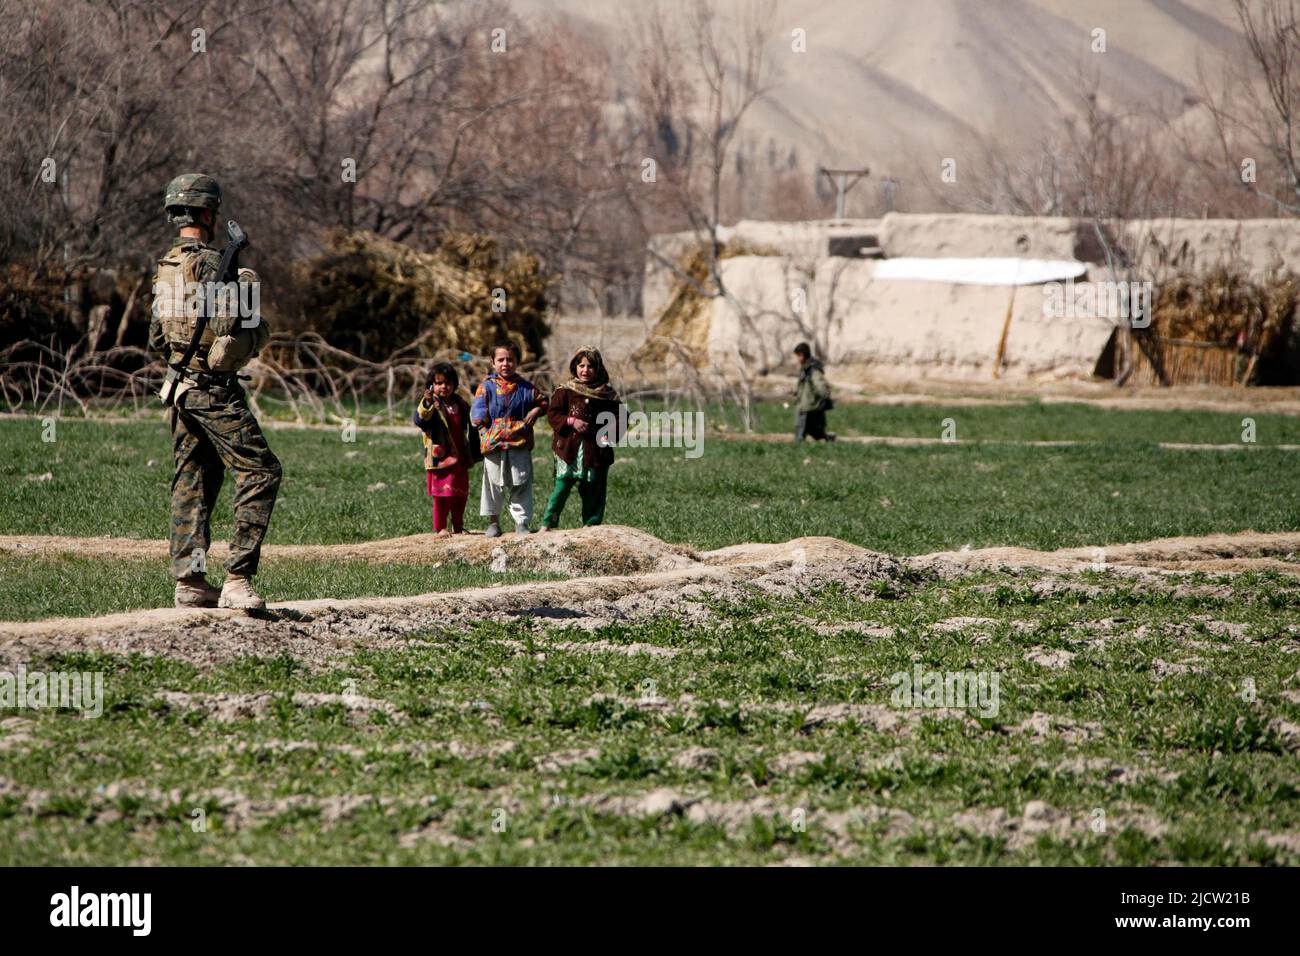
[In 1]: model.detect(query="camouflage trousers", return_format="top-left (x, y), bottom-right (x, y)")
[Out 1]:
top-left (169, 382), bottom-right (282, 579)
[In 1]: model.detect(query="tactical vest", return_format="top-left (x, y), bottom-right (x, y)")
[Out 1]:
top-left (153, 242), bottom-right (226, 370)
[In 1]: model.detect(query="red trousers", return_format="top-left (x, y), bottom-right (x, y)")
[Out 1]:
top-left (433, 494), bottom-right (467, 532)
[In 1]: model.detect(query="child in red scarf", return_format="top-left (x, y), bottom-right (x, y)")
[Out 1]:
top-left (413, 362), bottom-right (476, 536)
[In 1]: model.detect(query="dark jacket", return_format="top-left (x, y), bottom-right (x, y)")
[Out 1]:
top-left (547, 386), bottom-right (623, 469)
top-left (795, 359), bottom-right (832, 413)
top-left (413, 394), bottom-right (478, 470)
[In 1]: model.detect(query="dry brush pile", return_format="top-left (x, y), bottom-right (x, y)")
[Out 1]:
top-left (1126, 263), bottom-right (1300, 387)
top-left (1155, 265), bottom-right (1297, 344)
top-left (297, 230), bottom-right (552, 363)
top-left (632, 241), bottom-right (774, 367)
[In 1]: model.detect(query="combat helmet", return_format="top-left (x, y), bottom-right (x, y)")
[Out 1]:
top-left (164, 173), bottom-right (222, 227)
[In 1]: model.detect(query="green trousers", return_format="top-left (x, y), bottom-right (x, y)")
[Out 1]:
top-left (542, 465), bottom-right (608, 528)
top-left (169, 382), bottom-right (282, 579)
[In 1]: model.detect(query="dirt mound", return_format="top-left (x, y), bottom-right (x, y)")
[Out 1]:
top-left (0, 525), bottom-right (698, 576)
top-left (0, 567), bottom-right (736, 668)
top-left (561, 549), bottom-right (919, 630)
top-left (915, 530), bottom-right (1300, 574)
top-left (0, 533), bottom-right (917, 667)
top-left (4, 528), bottom-right (1297, 668)
top-left (701, 536), bottom-right (872, 567)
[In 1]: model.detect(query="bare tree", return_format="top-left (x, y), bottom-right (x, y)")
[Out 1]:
top-left (624, 3), bottom-right (778, 229)
top-left (0, 0), bottom-right (656, 344)
top-left (1197, 0), bottom-right (1300, 215)
top-left (619, 0), bottom-right (780, 417)
top-left (0, 0), bottom-right (250, 267)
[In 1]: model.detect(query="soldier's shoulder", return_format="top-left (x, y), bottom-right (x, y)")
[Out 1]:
top-left (185, 244), bottom-right (223, 278)
top-left (184, 240), bottom-right (220, 261)
top-left (159, 237), bottom-right (217, 260)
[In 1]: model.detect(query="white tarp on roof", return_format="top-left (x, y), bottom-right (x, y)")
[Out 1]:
top-left (872, 257), bottom-right (1088, 286)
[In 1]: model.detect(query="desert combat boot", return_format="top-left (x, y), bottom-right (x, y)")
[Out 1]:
top-left (175, 575), bottom-right (221, 608)
top-left (219, 574), bottom-right (266, 610)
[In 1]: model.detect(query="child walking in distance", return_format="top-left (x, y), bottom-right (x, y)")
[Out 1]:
top-left (413, 362), bottom-right (476, 536)
top-left (792, 341), bottom-right (835, 443)
top-left (542, 347), bottom-right (624, 530)
top-left (470, 342), bottom-right (547, 536)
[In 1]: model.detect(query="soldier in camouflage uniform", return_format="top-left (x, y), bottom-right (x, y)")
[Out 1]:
top-left (148, 173), bottom-right (281, 610)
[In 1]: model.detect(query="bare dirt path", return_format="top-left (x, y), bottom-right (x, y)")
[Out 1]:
top-left (696, 376), bottom-right (1300, 416)
top-left (0, 411), bottom-right (411, 435)
top-left (815, 379), bottom-right (1300, 416)
top-left (711, 432), bottom-right (1300, 451)
top-left (11, 409), bottom-right (1296, 450)
top-left (11, 376), bottom-right (1300, 434)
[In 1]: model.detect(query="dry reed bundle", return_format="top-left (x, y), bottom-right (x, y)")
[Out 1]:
top-left (1125, 264), bottom-right (1299, 386)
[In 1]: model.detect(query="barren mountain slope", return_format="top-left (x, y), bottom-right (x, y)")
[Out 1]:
top-left (514, 0), bottom-right (1246, 185)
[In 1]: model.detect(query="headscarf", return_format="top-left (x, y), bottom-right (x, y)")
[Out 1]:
top-left (561, 346), bottom-right (618, 400)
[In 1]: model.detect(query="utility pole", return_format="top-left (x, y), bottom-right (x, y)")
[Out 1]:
top-left (880, 177), bottom-right (899, 213)
top-left (820, 166), bottom-right (870, 220)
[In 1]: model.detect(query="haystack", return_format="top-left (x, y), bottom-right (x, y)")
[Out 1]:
top-left (303, 229), bottom-right (552, 361)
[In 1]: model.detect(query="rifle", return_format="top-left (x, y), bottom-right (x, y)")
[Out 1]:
top-left (160, 220), bottom-right (249, 406)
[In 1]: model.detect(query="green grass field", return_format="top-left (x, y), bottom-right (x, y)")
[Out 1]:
top-left (701, 397), bottom-right (1300, 445)
top-left (3, 405), bottom-right (1299, 558)
top-left (247, 391), bottom-right (1300, 444)
top-left (2, 400), bottom-right (1298, 866)
top-left (2, 569), bottom-right (1296, 865)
